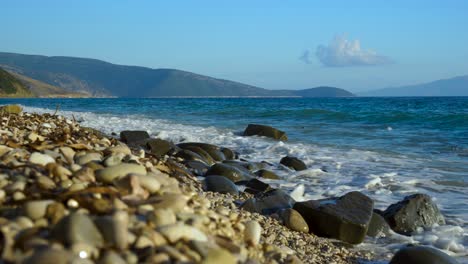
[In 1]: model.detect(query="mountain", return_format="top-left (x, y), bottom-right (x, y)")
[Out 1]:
top-left (291, 86), bottom-right (354, 97)
top-left (360, 75), bottom-right (468, 96)
top-left (0, 52), bottom-right (354, 97)
top-left (0, 67), bottom-right (33, 97)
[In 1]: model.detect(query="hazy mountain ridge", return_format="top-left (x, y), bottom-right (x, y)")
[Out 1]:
top-left (360, 75), bottom-right (468, 96)
top-left (0, 67), bottom-right (32, 97)
top-left (0, 52), bottom-right (354, 98)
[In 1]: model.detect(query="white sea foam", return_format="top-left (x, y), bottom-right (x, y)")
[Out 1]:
top-left (22, 106), bottom-right (468, 261)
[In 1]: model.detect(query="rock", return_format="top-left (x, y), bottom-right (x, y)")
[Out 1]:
top-left (75, 152), bottom-right (102, 165)
top-left (241, 189), bottom-right (295, 215)
top-left (59, 147), bottom-right (75, 164)
top-left (23, 248), bottom-right (72, 264)
top-left (244, 179), bottom-right (271, 194)
top-left (390, 245), bottom-right (459, 264)
top-left (147, 208), bottom-right (176, 227)
top-left (103, 153), bottom-right (125, 167)
top-left (104, 145), bottom-right (131, 155)
top-left (184, 160), bottom-right (210, 176)
top-left (135, 174), bottom-right (161, 193)
top-left (180, 146), bottom-right (216, 165)
top-left (280, 156), bottom-right (307, 171)
top-left (279, 209), bottom-right (309, 233)
top-left (0, 104), bottom-right (22, 114)
top-left (99, 250), bottom-right (127, 264)
top-left (223, 160), bottom-right (265, 172)
top-left (205, 163), bottom-right (253, 182)
top-left (95, 163), bottom-right (146, 183)
top-left (202, 248), bottom-right (237, 264)
top-left (383, 193), bottom-right (446, 235)
top-left (119, 130), bottom-right (150, 144)
top-left (204, 176), bottom-right (239, 195)
top-left (243, 124), bottom-right (287, 141)
top-left (244, 220), bottom-right (261, 246)
top-left (293, 191), bottom-right (374, 244)
top-left (146, 138), bottom-right (174, 157)
top-left (157, 223), bottom-right (208, 243)
top-left (29, 152), bottom-right (56, 166)
top-left (151, 193), bottom-right (189, 213)
top-left (95, 211), bottom-right (129, 250)
top-left (367, 211), bottom-right (391, 237)
top-left (255, 169), bottom-right (280, 180)
top-left (50, 213), bottom-right (104, 247)
top-left (175, 149), bottom-right (210, 164)
top-left (23, 200), bottom-right (54, 220)
top-left (220, 147), bottom-right (236, 160)
top-left (178, 142), bottom-right (226, 161)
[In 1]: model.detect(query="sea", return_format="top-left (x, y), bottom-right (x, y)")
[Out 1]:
top-left (1, 97), bottom-right (467, 262)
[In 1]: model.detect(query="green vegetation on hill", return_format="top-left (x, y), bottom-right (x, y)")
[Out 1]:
top-left (0, 68), bottom-right (33, 97)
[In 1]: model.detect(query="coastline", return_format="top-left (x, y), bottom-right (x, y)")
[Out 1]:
top-left (0, 108), bottom-right (371, 263)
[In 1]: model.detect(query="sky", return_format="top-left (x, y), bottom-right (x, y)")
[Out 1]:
top-left (1, 0), bottom-right (468, 92)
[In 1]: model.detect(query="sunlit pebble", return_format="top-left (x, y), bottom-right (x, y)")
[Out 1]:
top-left (79, 251), bottom-right (88, 259)
top-left (67, 199), bottom-right (79, 208)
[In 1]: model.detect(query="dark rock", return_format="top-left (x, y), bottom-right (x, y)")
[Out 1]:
top-left (221, 147), bottom-right (236, 160)
top-left (383, 193), bottom-right (445, 235)
top-left (240, 189), bottom-right (295, 215)
top-left (178, 142), bottom-right (226, 161)
top-left (120, 130), bottom-right (149, 144)
top-left (223, 160), bottom-right (265, 172)
top-left (205, 163), bottom-right (253, 182)
top-left (184, 160), bottom-right (210, 176)
top-left (280, 156), bottom-right (307, 171)
top-left (204, 176), bottom-right (239, 195)
top-left (244, 179), bottom-right (271, 194)
top-left (255, 169), bottom-right (280, 180)
top-left (146, 138), bottom-right (174, 157)
top-left (179, 146), bottom-right (215, 165)
top-left (243, 124), bottom-right (288, 141)
top-left (367, 212), bottom-right (391, 237)
top-left (390, 245), bottom-right (459, 264)
top-left (293, 191), bottom-right (374, 244)
top-left (175, 149), bottom-right (209, 164)
top-left (279, 208), bottom-right (309, 233)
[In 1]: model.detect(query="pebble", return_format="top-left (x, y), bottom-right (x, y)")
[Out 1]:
top-left (244, 220), bottom-right (261, 246)
top-left (29, 152), bottom-right (56, 166)
top-left (51, 213), bottom-right (104, 247)
top-left (99, 250), bottom-right (126, 264)
top-left (95, 163), bottom-right (147, 183)
top-left (147, 208), bottom-right (177, 227)
top-left (158, 223), bottom-right (208, 243)
top-left (75, 152), bottom-right (102, 165)
top-left (23, 200), bottom-right (54, 220)
top-left (202, 248), bottom-right (237, 264)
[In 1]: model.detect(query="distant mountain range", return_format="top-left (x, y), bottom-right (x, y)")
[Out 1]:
top-left (360, 75), bottom-right (468, 96)
top-left (0, 52), bottom-right (354, 98)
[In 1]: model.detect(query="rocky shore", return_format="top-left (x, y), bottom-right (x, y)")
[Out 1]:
top-left (0, 105), bottom-right (460, 264)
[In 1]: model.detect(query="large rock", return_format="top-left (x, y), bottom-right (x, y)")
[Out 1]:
top-left (205, 163), bottom-right (253, 182)
top-left (241, 189), bottom-right (295, 215)
top-left (383, 193), bottom-right (445, 235)
top-left (178, 142), bottom-right (226, 161)
top-left (367, 211), bottom-right (391, 237)
top-left (244, 179), bottom-right (271, 195)
top-left (184, 160), bottom-right (210, 176)
top-left (175, 149), bottom-right (210, 164)
top-left (204, 176), bottom-right (239, 195)
top-left (120, 130), bottom-right (149, 144)
top-left (180, 146), bottom-right (215, 165)
top-left (390, 245), bottom-right (459, 264)
top-left (280, 156), bottom-right (307, 171)
top-left (293, 191), bottom-right (374, 244)
top-left (243, 124), bottom-right (288, 141)
top-left (0, 104), bottom-right (22, 114)
top-left (255, 169), bottom-right (280, 180)
top-left (146, 138), bottom-right (174, 157)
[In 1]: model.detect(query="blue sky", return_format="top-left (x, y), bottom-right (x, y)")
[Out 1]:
top-left (1, 0), bottom-right (467, 92)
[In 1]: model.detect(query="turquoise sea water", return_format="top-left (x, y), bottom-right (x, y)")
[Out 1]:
top-left (2, 97), bottom-right (468, 261)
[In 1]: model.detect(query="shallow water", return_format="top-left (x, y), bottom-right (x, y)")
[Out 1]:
top-left (2, 97), bottom-right (467, 262)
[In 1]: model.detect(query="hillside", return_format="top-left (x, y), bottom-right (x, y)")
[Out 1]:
top-left (292, 86), bottom-right (354, 97)
top-left (0, 52), bottom-right (354, 98)
top-left (0, 68), bottom-right (33, 97)
top-left (360, 75), bottom-right (468, 96)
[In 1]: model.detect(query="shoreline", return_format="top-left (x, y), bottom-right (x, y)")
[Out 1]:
top-left (0, 108), bottom-right (371, 263)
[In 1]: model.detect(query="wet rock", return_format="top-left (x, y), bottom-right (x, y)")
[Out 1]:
top-left (95, 163), bottom-right (146, 183)
top-left (23, 200), bottom-right (54, 220)
top-left (390, 245), bottom-right (459, 264)
top-left (280, 156), bottom-right (307, 171)
top-left (50, 212), bottom-right (104, 247)
top-left (244, 179), bottom-right (271, 194)
top-left (204, 176), bottom-right (239, 195)
top-left (255, 169), bottom-right (280, 180)
top-left (220, 147), bottom-right (236, 160)
top-left (243, 124), bottom-right (287, 141)
top-left (23, 248), bottom-right (72, 264)
top-left (223, 160), bottom-right (265, 172)
top-left (279, 209), bottom-right (309, 233)
top-left (29, 152), bottom-right (55, 166)
top-left (383, 193), bottom-right (445, 235)
top-left (244, 220), bottom-right (261, 246)
top-left (120, 130), bottom-right (150, 144)
top-left (175, 149), bottom-right (210, 164)
top-left (180, 146), bottom-right (216, 165)
top-left (205, 163), bottom-right (253, 182)
top-left (293, 191), bottom-right (374, 244)
top-left (0, 104), bottom-right (22, 114)
top-left (367, 211), bottom-right (391, 237)
top-left (241, 189), bottom-right (295, 215)
top-left (178, 142), bottom-right (226, 161)
top-left (184, 160), bottom-right (210, 176)
top-left (158, 223), bottom-right (208, 243)
top-left (146, 138), bottom-right (174, 157)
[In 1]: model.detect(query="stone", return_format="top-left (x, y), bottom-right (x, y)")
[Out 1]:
top-left (99, 250), bottom-right (127, 264)
top-left (104, 145), bottom-right (131, 155)
top-left (178, 142), bottom-right (226, 161)
top-left (147, 208), bottom-right (176, 227)
top-left (59, 146), bottom-right (75, 164)
top-left (135, 174), bottom-right (161, 193)
top-left (146, 138), bottom-right (174, 157)
top-left (279, 208), bottom-right (309, 233)
top-left (29, 152), bottom-right (56, 166)
top-left (119, 130), bottom-right (150, 144)
top-left (280, 156), bottom-right (307, 171)
top-left (0, 104), bottom-right (22, 114)
top-left (220, 147), bottom-right (236, 160)
top-left (204, 175), bottom-right (239, 195)
top-left (293, 191), bottom-right (374, 244)
top-left (157, 223), bottom-right (208, 243)
top-left (202, 248), bottom-right (237, 264)
top-left (241, 189), bottom-right (295, 215)
top-left (367, 211), bottom-right (391, 237)
top-left (244, 220), bottom-right (261, 246)
top-left (95, 211), bottom-right (129, 250)
top-left (95, 163), bottom-right (146, 183)
top-left (243, 124), bottom-right (287, 141)
top-left (23, 248), bottom-right (72, 264)
top-left (180, 146), bottom-right (216, 165)
top-left (184, 160), bottom-right (210, 176)
top-left (23, 200), bottom-right (54, 220)
top-left (223, 160), bottom-right (265, 172)
top-left (390, 245), bottom-right (459, 264)
top-left (103, 153), bottom-right (125, 167)
top-left (151, 193), bottom-right (189, 213)
top-left (75, 152), bottom-right (102, 165)
top-left (383, 193), bottom-right (445, 235)
top-left (50, 212), bottom-right (104, 247)
top-left (205, 163), bottom-right (253, 182)
top-left (244, 179), bottom-right (271, 194)
top-left (175, 149), bottom-right (210, 164)
top-left (255, 169), bottom-right (280, 180)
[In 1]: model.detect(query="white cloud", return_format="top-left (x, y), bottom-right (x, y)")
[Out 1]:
top-left (315, 35), bottom-right (392, 67)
